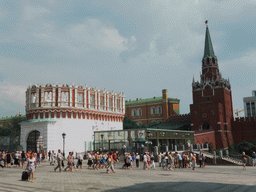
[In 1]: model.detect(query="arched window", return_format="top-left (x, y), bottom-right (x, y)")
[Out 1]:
top-left (200, 122), bottom-right (211, 131)
top-left (137, 108), bottom-right (142, 116)
top-left (157, 106), bottom-right (162, 114)
top-left (151, 107), bottom-right (156, 115)
top-left (131, 109), bottom-right (136, 116)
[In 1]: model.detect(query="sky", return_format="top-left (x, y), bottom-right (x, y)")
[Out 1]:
top-left (0, 0), bottom-right (256, 118)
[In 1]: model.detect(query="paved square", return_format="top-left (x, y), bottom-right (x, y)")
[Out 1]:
top-left (0, 160), bottom-right (255, 192)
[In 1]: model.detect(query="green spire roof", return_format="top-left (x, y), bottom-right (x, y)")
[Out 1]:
top-left (203, 26), bottom-right (217, 59)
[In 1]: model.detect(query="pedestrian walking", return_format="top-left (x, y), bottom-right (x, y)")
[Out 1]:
top-left (54, 149), bottom-right (63, 172)
top-left (242, 152), bottom-right (247, 170)
top-left (26, 153), bottom-right (36, 183)
top-left (135, 153), bottom-right (140, 168)
top-left (106, 153), bottom-right (115, 174)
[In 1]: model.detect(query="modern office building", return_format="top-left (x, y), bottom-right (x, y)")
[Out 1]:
top-left (243, 90), bottom-right (256, 117)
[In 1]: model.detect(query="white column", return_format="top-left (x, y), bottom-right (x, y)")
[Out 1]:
top-left (74, 88), bottom-right (78, 107)
top-left (88, 89), bottom-right (91, 108)
top-left (106, 94), bottom-right (109, 111)
top-left (36, 88), bottom-right (39, 108)
top-left (52, 87), bottom-right (56, 107)
top-left (95, 91), bottom-right (97, 110)
top-left (41, 88), bottom-right (45, 108)
top-left (104, 92), bottom-right (106, 111)
top-left (58, 88), bottom-right (61, 107)
top-left (69, 88), bottom-right (73, 107)
top-left (84, 89), bottom-right (87, 108)
top-left (97, 91), bottom-right (100, 110)
top-left (28, 89), bottom-right (31, 109)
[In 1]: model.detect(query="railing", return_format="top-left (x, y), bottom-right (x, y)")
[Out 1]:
top-left (76, 103), bottom-right (83, 108)
top-left (61, 102), bottom-right (69, 107)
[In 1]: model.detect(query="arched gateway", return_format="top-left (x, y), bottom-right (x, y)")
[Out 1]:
top-left (27, 130), bottom-right (44, 152)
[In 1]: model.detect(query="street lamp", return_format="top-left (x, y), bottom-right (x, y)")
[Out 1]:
top-left (146, 130), bottom-right (153, 152)
top-left (62, 132), bottom-right (66, 159)
top-left (101, 134), bottom-right (104, 151)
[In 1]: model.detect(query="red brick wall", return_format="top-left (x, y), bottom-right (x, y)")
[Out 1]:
top-left (194, 130), bottom-right (216, 150)
top-left (232, 117), bottom-right (256, 144)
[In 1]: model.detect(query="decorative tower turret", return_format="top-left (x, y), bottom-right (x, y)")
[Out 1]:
top-left (190, 22), bottom-right (234, 149)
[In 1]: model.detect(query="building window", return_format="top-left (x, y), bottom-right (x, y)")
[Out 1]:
top-left (212, 110), bottom-right (215, 115)
top-left (247, 103), bottom-right (251, 117)
top-left (252, 102), bottom-right (255, 116)
top-left (131, 109), bottom-right (136, 116)
top-left (137, 108), bottom-right (142, 116)
top-left (157, 106), bottom-right (162, 114)
top-left (201, 122), bottom-right (211, 131)
top-left (151, 107), bottom-right (156, 115)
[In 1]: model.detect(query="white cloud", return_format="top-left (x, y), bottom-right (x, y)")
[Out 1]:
top-left (23, 5), bottom-right (50, 21)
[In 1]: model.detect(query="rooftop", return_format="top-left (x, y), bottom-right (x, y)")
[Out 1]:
top-left (126, 96), bottom-right (179, 105)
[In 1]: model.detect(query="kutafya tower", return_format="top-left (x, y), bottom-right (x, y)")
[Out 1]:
top-left (190, 22), bottom-right (234, 149)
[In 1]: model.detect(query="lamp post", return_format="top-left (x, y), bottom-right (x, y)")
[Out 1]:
top-left (62, 132), bottom-right (66, 159)
top-left (101, 134), bottom-right (104, 151)
top-left (146, 130), bottom-right (152, 153)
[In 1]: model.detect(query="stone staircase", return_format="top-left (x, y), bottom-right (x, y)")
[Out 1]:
top-left (194, 151), bottom-right (243, 166)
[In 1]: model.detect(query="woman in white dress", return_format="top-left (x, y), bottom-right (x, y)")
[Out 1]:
top-left (26, 153), bottom-right (36, 183)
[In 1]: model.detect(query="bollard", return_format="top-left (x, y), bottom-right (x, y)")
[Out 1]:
top-left (219, 150), bottom-right (223, 159)
top-left (226, 150), bottom-right (229, 157)
top-left (165, 145), bottom-right (168, 152)
top-left (182, 145), bottom-right (185, 151)
top-left (175, 145), bottom-right (177, 152)
top-left (206, 143), bottom-right (209, 149)
top-left (201, 144), bottom-right (204, 149)
top-left (213, 152), bottom-right (217, 164)
top-left (191, 145), bottom-right (193, 152)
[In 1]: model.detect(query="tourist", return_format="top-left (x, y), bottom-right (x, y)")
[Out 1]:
top-left (72, 152), bottom-right (77, 171)
top-left (202, 154), bottom-right (206, 168)
top-left (6, 151), bottom-right (12, 168)
top-left (0, 151), bottom-right (3, 168)
top-left (101, 153), bottom-right (107, 169)
top-left (177, 152), bottom-right (182, 169)
top-left (21, 151), bottom-right (26, 168)
top-left (54, 149), bottom-right (63, 172)
top-left (50, 150), bottom-right (55, 165)
top-left (242, 152), bottom-right (247, 170)
top-left (3, 151), bottom-right (6, 167)
top-left (77, 153), bottom-right (83, 169)
top-left (158, 152), bottom-right (162, 167)
top-left (64, 152), bottom-right (73, 172)
top-left (252, 152), bottom-right (256, 167)
top-left (150, 152), bottom-right (155, 170)
top-left (87, 152), bottom-right (93, 169)
top-left (41, 151), bottom-right (45, 162)
top-left (36, 152), bottom-right (41, 167)
top-left (135, 153), bottom-right (140, 168)
top-left (48, 150), bottom-right (51, 161)
top-left (14, 151), bottom-right (20, 168)
top-left (106, 152), bottom-right (115, 174)
top-left (192, 154), bottom-right (196, 170)
top-left (143, 152), bottom-right (148, 170)
top-left (26, 153), bottom-right (36, 183)
top-left (199, 152), bottom-right (203, 168)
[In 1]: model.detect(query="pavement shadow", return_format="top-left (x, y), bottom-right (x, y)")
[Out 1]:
top-left (104, 181), bottom-right (254, 192)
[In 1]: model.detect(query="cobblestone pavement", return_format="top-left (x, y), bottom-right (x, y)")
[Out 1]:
top-left (0, 160), bottom-right (256, 192)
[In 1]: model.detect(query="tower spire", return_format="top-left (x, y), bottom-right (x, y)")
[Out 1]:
top-left (203, 21), bottom-right (216, 59)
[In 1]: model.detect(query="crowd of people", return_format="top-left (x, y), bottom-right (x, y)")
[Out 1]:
top-left (0, 149), bottom-right (254, 183)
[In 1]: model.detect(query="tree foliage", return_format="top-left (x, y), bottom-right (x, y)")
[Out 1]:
top-left (229, 140), bottom-right (256, 156)
top-left (123, 117), bottom-right (145, 129)
top-left (0, 116), bottom-right (26, 136)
